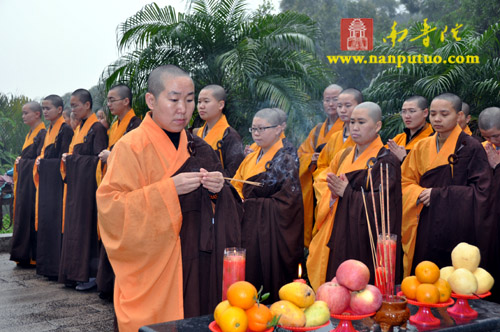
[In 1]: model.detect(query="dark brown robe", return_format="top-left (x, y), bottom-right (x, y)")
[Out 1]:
top-left (59, 121), bottom-right (107, 283)
top-left (217, 127), bottom-right (245, 178)
top-left (96, 115), bottom-right (141, 296)
top-left (325, 148), bottom-right (403, 285)
top-left (36, 123), bottom-right (73, 277)
top-left (489, 164), bottom-right (500, 303)
top-left (10, 129), bottom-right (46, 264)
top-left (178, 133), bottom-right (243, 318)
top-left (242, 146), bottom-right (304, 303)
top-left (411, 133), bottom-right (492, 276)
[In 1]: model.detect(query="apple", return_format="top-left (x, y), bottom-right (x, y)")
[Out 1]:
top-left (336, 259), bottom-right (370, 291)
top-left (350, 284), bottom-right (382, 315)
top-left (316, 281), bottom-right (350, 314)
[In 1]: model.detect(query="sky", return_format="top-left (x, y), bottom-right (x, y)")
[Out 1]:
top-left (0, 0), bottom-right (280, 101)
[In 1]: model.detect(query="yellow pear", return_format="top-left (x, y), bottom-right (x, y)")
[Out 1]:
top-left (473, 268), bottom-right (495, 294)
top-left (279, 282), bottom-right (315, 308)
top-left (448, 268), bottom-right (478, 295)
top-left (440, 266), bottom-right (455, 282)
top-left (451, 242), bottom-right (480, 272)
top-left (270, 300), bottom-right (306, 327)
top-left (304, 301), bottom-right (330, 327)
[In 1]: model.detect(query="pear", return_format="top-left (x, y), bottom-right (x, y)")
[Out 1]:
top-left (473, 268), bottom-right (495, 294)
top-left (304, 301), bottom-right (330, 327)
top-left (440, 266), bottom-right (455, 282)
top-left (448, 268), bottom-right (478, 295)
top-left (451, 242), bottom-right (480, 272)
top-left (270, 300), bottom-right (306, 327)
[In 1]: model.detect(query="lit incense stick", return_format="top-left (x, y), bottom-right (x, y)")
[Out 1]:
top-left (224, 177), bottom-right (264, 187)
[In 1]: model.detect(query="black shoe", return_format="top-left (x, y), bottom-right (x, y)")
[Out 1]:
top-left (99, 291), bottom-right (113, 302)
top-left (65, 281), bottom-right (77, 288)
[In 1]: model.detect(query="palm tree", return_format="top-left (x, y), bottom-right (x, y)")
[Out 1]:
top-left (364, 21), bottom-right (500, 140)
top-left (101, 0), bottom-right (333, 144)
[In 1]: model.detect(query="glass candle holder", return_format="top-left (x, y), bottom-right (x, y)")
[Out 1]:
top-left (375, 233), bottom-right (397, 297)
top-left (222, 247), bottom-right (246, 300)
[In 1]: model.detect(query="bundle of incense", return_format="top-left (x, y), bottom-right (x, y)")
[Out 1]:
top-left (223, 177), bottom-right (264, 187)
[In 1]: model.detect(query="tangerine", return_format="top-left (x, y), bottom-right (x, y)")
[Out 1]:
top-left (246, 303), bottom-right (273, 332)
top-left (434, 278), bottom-right (452, 303)
top-left (415, 261), bottom-right (440, 284)
top-left (218, 306), bottom-right (248, 332)
top-left (214, 300), bottom-right (231, 325)
top-left (415, 283), bottom-right (440, 304)
top-left (401, 276), bottom-right (421, 300)
top-left (227, 281), bottom-right (258, 310)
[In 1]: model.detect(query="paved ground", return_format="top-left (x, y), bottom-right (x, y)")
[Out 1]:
top-left (0, 253), bottom-right (114, 332)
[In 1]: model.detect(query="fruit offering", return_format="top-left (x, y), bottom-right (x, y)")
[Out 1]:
top-left (316, 259), bottom-right (382, 315)
top-left (401, 260), bottom-right (451, 304)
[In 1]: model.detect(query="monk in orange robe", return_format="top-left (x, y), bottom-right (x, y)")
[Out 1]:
top-left (95, 84), bottom-right (141, 300)
top-left (387, 96), bottom-right (434, 162)
top-left (59, 89), bottom-right (108, 289)
top-left (232, 108), bottom-right (303, 302)
top-left (401, 93), bottom-right (492, 278)
top-left (34, 95), bottom-right (73, 279)
top-left (307, 102), bottom-right (402, 290)
top-left (10, 102), bottom-right (46, 266)
top-left (97, 65), bottom-right (242, 331)
top-left (312, 88), bottom-right (362, 209)
top-left (194, 84), bottom-right (244, 177)
top-left (478, 106), bottom-right (500, 303)
top-left (298, 84), bottom-right (343, 247)
top-left (458, 101), bottom-right (473, 135)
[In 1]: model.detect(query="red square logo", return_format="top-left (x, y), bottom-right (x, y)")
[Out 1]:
top-left (341, 18), bottom-right (373, 51)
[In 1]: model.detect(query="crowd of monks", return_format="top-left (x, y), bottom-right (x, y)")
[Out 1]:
top-left (9, 64), bottom-right (500, 332)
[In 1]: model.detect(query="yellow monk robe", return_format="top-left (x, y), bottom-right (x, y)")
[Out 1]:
top-left (313, 129), bottom-right (355, 206)
top-left (33, 116), bottom-right (65, 230)
top-left (391, 122), bottom-right (434, 151)
top-left (96, 109), bottom-right (137, 185)
top-left (463, 125), bottom-right (472, 135)
top-left (196, 114), bottom-right (229, 150)
top-left (307, 137), bottom-right (384, 290)
top-left (12, 121), bottom-right (46, 222)
top-left (96, 113), bottom-right (188, 332)
top-left (401, 125), bottom-right (462, 276)
top-left (298, 118), bottom-right (343, 247)
top-left (232, 139), bottom-right (283, 198)
top-left (60, 113), bottom-right (99, 231)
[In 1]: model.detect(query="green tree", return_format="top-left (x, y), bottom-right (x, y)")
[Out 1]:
top-left (101, 0), bottom-right (333, 145)
top-left (364, 22), bottom-right (500, 140)
top-left (0, 93), bottom-right (31, 173)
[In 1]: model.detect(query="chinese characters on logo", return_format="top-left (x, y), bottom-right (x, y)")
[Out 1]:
top-left (383, 19), bottom-right (463, 47)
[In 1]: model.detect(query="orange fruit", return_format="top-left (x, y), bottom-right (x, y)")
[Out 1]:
top-left (214, 300), bottom-right (231, 325)
top-left (218, 306), bottom-right (248, 332)
top-left (434, 278), bottom-right (452, 303)
top-left (227, 281), bottom-right (258, 310)
top-left (246, 303), bottom-right (273, 332)
top-left (415, 261), bottom-right (440, 284)
top-left (416, 283), bottom-right (440, 304)
top-left (401, 276), bottom-right (421, 300)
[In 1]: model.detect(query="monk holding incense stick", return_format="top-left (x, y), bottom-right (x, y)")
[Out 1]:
top-left (307, 102), bottom-right (402, 291)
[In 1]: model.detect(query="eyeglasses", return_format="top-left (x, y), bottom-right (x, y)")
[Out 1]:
top-left (107, 98), bottom-right (125, 104)
top-left (323, 98), bottom-right (338, 104)
top-left (249, 125), bottom-right (278, 133)
top-left (400, 109), bottom-right (420, 115)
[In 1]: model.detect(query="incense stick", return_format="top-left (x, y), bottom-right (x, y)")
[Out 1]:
top-left (361, 187), bottom-right (378, 278)
top-left (368, 168), bottom-right (383, 290)
top-left (223, 177), bottom-right (264, 187)
top-left (386, 163), bottom-right (394, 296)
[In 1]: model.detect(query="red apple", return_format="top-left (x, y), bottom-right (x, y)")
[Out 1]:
top-left (336, 259), bottom-right (370, 291)
top-left (331, 277), bottom-right (338, 283)
top-left (316, 281), bottom-right (350, 314)
top-left (350, 284), bottom-right (382, 315)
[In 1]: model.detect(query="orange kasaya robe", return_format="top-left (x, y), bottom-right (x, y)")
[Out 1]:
top-left (391, 122), bottom-right (434, 151)
top-left (307, 137), bottom-right (384, 290)
top-left (196, 114), bottom-right (230, 162)
top-left (313, 128), bottom-right (355, 206)
top-left (60, 113), bottom-right (99, 231)
top-left (400, 125), bottom-right (462, 277)
top-left (12, 121), bottom-right (46, 223)
top-left (463, 125), bottom-right (472, 135)
top-left (33, 116), bottom-right (64, 230)
top-left (232, 138), bottom-right (284, 199)
top-left (298, 118), bottom-right (343, 247)
top-left (96, 113), bottom-right (187, 332)
top-left (96, 109), bottom-right (137, 186)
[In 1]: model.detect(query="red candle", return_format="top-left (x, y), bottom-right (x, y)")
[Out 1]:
top-left (222, 248), bottom-right (246, 300)
top-left (375, 234), bottom-right (397, 295)
top-left (293, 264), bottom-right (306, 283)
top-left (294, 279), bottom-right (307, 284)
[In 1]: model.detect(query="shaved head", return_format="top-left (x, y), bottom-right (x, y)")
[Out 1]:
top-left (433, 93), bottom-right (462, 113)
top-left (340, 88), bottom-right (363, 104)
top-left (110, 84), bottom-right (133, 107)
top-left (201, 84), bottom-right (226, 102)
top-left (324, 84), bottom-right (343, 94)
top-left (405, 95), bottom-right (428, 110)
top-left (461, 102), bottom-right (470, 116)
top-left (147, 65), bottom-right (192, 98)
top-left (25, 101), bottom-right (42, 116)
top-left (254, 108), bottom-right (282, 126)
top-left (354, 102), bottom-right (382, 122)
top-left (478, 107), bottom-right (500, 130)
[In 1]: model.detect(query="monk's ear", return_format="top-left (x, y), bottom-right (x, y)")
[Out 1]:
top-left (375, 120), bottom-right (382, 133)
top-left (423, 108), bottom-right (429, 118)
top-left (218, 100), bottom-right (225, 112)
top-left (145, 92), bottom-right (156, 110)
